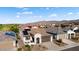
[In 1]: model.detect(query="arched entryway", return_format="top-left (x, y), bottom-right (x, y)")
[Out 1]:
top-left (36, 37), bottom-right (40, 43)
top-left (67, 30), bottom-right (75, 39)
top-left (34, 33), bottom-right (42, 44)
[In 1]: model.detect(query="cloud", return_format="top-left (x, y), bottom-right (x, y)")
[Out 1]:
top-left (16, 15), bottom-right (20, 18)
top-left (16, 10), bottom-right (33, 19)
top-left (76, 12), bottom-right (79, 14)
top-left (67, 12), bottom-right (73, 15)
top-left (33, 15), bottom-right (42, 18)
top-left (17, 11), bottom-right (33, 15)
top-left (21, 11), bottom-right (33, 14)
top-left (46, 7), bottom-right (50, 10)
top-left (49, 14), bottom-right (57, 17)
top-left (22, 8), bottom-right (29, 11)
top-left (17, 12), bottom-right (21, 15)
top-left (39, 16), bottom-right (42, 18)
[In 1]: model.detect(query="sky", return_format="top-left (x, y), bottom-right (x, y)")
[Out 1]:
top-left (0, 7), bottom-right (79, 24)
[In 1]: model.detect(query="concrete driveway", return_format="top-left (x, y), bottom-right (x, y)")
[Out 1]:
top-left (41, 39), bottom-right (79, 51)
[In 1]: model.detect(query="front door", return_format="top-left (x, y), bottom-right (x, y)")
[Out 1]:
top-left (36, 38), bottom-right (40, 44)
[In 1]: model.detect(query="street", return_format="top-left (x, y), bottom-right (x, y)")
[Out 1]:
top-left (62, 46), bottom-right (79, 51)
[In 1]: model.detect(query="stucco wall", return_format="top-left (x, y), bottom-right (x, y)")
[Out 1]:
top-left (57, 34), bottom-right (67, 40)
top-left (75, 33), bottom-right (79, 37)
top-left (42, 36), bottom-right (50, 42)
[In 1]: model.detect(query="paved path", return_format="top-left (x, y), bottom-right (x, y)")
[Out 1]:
top-left (63, 39), bottom-right (77, 44)
top-left (41, 39), bottom-right (79, 51)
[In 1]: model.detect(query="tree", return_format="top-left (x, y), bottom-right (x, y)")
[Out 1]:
top-left (0, 24), bottom-right (3, 30)
top-left (10, 25), bottom-right (19, 33)
top-left (10, 24), bottom-right (20, 40)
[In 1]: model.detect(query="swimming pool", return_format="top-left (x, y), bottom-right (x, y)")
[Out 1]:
top-left (5, 31), bottom-right (16, 37)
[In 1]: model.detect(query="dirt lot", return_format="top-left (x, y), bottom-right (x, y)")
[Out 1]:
top-left (0, 40), bottom-right (15, 51)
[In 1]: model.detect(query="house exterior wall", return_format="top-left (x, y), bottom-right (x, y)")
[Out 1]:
top-left (50, 34), bottom-right (67, 41)
top-left (57, 34), bottom-right (67, 40)
top-left (50, 36), bottom-right (53, 42)
top-left (19, 30), bottom-right (33, 45)
top-left (67, 30), bottom-right (75, 39)
top-left (75, 33), bottom-right (79, 37)
top-left (42, 36), bottom-right (50, 42)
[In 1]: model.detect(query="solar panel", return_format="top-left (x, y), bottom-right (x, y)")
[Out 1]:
top-left (23, 31), bottom-right (28, 35)
top-left (24, 29), bottom-right (31, 31)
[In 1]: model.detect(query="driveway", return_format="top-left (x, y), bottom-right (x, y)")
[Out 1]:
top-left (41, 39), bottom-right (79, 51)
top-left (41, 41), bottom-right (61, 51)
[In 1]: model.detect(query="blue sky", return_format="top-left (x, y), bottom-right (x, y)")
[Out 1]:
top-left (0, 7), bottom-right (79, 24)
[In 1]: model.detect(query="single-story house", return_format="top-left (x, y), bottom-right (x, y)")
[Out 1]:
top-left (19, 27), bottom-right (51, 45)
top-left (30, 28), bottom-right (51, 44)
top-left (46, 26), bottom-right (79, 41)
top-left (46, 27), bottom-right (67, 41)
top-left (63, 26), bottom-right (79, 39)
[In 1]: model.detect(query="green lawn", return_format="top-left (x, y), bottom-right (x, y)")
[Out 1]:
top-left (0, 24), bottom-right (19, 31)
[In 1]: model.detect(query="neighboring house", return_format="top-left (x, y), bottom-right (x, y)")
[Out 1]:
top-left (64, 26), bottom-right (79, 39)
top-left (46, 26), bottom-right (79, 41)
top-left (73, 27), bottom-right (79, 37)
top-left (32, 26), bottom-right (38, 29)
top-left (0, 31), bottom-right (16, 51)
top-left (66, 29), bottom-right (75, 39)
top-left (46, 27), bottom-right (67, 41)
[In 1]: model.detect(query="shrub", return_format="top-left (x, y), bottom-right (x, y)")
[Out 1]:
top-left (17, 48), bottom-right (22, 51)
top-left (56, 39), bottom-right (62, 43)
top-left (24, 45), bottom-right (31, 51)
top-left (72, 37), bottom-right (78, 40)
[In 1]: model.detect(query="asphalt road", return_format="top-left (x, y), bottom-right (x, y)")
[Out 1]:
top-left (62, 46), bottom-right (79, 51)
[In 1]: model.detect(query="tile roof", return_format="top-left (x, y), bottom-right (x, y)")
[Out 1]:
top-left (30, 28), bottom-right (50, 36)
top-left (46, 27), bottom-right (65, 35)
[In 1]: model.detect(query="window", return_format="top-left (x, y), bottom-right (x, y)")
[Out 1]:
top-left (25, 36), bottom-right (30, 40)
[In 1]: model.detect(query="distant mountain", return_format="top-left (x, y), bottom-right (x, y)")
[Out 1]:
top-left (21, 19), bottom-right (79, 26)
top-left (61, 19), bottom-right (79, 25)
